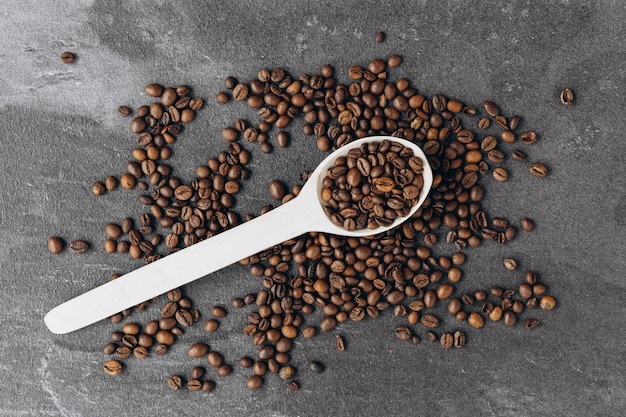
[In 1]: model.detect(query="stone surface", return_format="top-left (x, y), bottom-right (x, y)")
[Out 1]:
top-left (1, 0), bottom-right (626, 416)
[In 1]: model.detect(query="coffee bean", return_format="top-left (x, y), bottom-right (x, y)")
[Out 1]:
top-left (375, 31), bottom-right (386, 43)
top-left (60, 51), bottom-right (75, 64)
top-left (478, 117), bottom-right (490, 129)
top-left (204, 319), bottom-right (219, 333)
top-left (512, 150), bottom-right (526, 161)
top-left (525, 319), bottom-right (540, 329)
top-left (309, 361), bottom-right (325, 373)
top-left (539, 295), bottom-right (556, 310)
top-left (560, 88), bottom-right (574, 106)
top-left (217, 364), bottom-right (232, 377)
top-left (503, 310), bottom-right (517, 327)
top-left (453, 331), bottom-right (465, 348)
top-left (188, 343), bottom-right (209, 358)
top-left (47, 237), bottom-right (64, 254)
top-left (483, 101), bottom-right (499, 117)
top-left (92, 181), bottom-right (106, 195)
top-left (202, 380), bottom-right (216, 393)
top-left (520, 217), bottom-right (535, 231)
top-left (468, 312), bottom-right (485, 329)
top-left (440, 332), bottom-right (453, 349)
top-left (388, 55), bottom-right (402, 68)
top-left (520, 131), bottom-right (537, 145)
top-left (503, 258), bottom-right (518, 270)
top-left (103, 360), bottom-right (122, 376)
top-left (529, 162), bottom-right (548, 177)
top-left (493, 167), bottom-right (508, 182)
top-left (167, 375), bottom-right (183, 390)
top-left (207, 351), bottom-right (224, 367)
top-left (247, 375), bottom-right (263, 390)
top-left (421, 314), bottom-right (439, 328)
top-left (211, 306), bottom-right (227, 318)
top-left (395, 326), bottom-right (412, 340)
top-left (269, 180), bottom-right (287, 200)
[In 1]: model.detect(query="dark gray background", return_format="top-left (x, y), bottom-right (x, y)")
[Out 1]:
top-left (1, 1), bottom-right (625, 416)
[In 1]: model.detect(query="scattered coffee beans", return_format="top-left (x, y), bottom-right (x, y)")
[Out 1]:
top-left (49, 53), bottom-right (558, 394)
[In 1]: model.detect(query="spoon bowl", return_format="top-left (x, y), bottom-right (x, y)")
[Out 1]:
top-left (45, 136), bottom-right (432, 334)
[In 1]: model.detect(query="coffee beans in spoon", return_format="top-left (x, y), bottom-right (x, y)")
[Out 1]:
top-left (320, 139), bottom-right (424, 231)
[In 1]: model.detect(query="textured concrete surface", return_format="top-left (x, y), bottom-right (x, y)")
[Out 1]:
top-left (1, 0), bottom-right (626, 416)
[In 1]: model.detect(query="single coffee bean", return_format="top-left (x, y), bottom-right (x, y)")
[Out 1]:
top-left (501, 130), bottom-right (516, 144)
top-left (483, 101), bottom-right (499, 117)
top-left (60, 51), bottom-right (75, 63)
top-left (167, 375), bottom-right (183, 390)
top-left (302, 326), bottom-right (316, 338)
top-left (204, 319), bottom-right (219, 332)
top-left (279, 365), bottom-right (295, 380)
top-left (453, 331), bottom-right (465, 348)
top-left (440, 332), bottom-right (453, 349)
top-left (188, 343), bottom-right (210, 358)
top-left (247, 375), bottom-right (263, 390)
top-left (421, 314), bottom-right (439, 328)
top-left (211, 306), bottom-right (227, 318)
top-left (92, 181), bottom-right (106, 195)
top-left (103, 342), bottom-right (117, 355)
top-left (468, 312), bottom-right (485, 329)
top-left (395, 326), bottom-right (412, 340)
top-left (560, 88), bottom-right (574, 106)
top-left (47, 237), bottom-right (64, 254)
top-left (217, 364), bottom-right (232, 377)
top-left (525, 319), bottom-right (540, 329)
top-left (520, 131), bottom-right (537, 145)
top-left (539, 295), bottom-right (556, 310)
top-left (287, 380), bottom-right (300, 391)
top-left (375, 31), bottom-right (385, 43)
top-left (520, 217), bottom-right (535, 231)
top-left (493, 167), bottom-right (508, 182)
top-left (202, 380), bottom-right (216, 393)
top-left (207, 351), bottom-right (224, 367)
top-left (529, 162), bottom-right (548, 177)
top-left (269, 180), bottom-right (288, 200)
top-left (503, 258), bottom-right (518, 270)
top-left (503, 310), bottom-right (517, 327)
top-left (309, 361), bottom-right (325, 373)
top-left (103, 360), bottom-right (122, 376)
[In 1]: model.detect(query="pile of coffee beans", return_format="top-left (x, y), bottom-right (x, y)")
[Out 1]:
top-left (50, 52), bottom-right (558, 394)
top-left (320, 139), bottom-right (425, 231)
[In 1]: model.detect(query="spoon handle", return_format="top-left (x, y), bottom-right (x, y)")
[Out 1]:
top-left (44, 195), bottom-right (315, 334)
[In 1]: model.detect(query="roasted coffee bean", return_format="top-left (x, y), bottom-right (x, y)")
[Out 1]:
top-left (529, 162), bottom-right (548, 177)
top-left (188, 343), bottom-right (209, 358)
top-left (395, 326), bottom-right (412, 340)
top-left (453, 331), bottom-right (465, 348)
top-left (61, 51), bottom-right (75, 63)
top-left (421, 314), bottom-right (439, 328)
top-left (525, 319), bottom-right (540, 329)
top-left (309, 361), bottom-right (325, 373)
top-left (540, 295), bottom-right (556, 310)
top-left (483, 101), bottom-right (499, 117)
top-left (520, 131), bottom-right (537, 145)
top-left (468, 312), bottom-right (484, 329)
top-left (520, 217), bottom-right (535, 231)
top-left (103, 360), bottom-right (122, 376)
top-left (440, 332), bottom-right (453, 349)
top-left (503, 258), bottom-right (518, 270)
top-left (247, 375), bottom-right (263, 390)
top-left (560, 88), bottom-right (574, 106)
top-left (207, 351), bottom-right (224, 367)
top-left (167, 375), bottom-right (183, 390)
top-left (47, 237), bottom-right (64, 254)
top-left (375, 31), bottom-right (386, 43)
